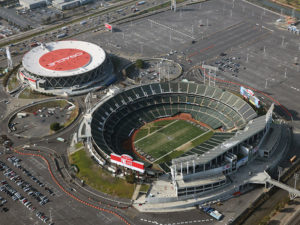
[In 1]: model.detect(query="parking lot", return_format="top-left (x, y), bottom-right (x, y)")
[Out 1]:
top-left (0, 151), bottom-right (127, 225)
top-left (78, 0), bottom-right (273, 59)
top-left (77, 0), bottom-right (300, 121)
top-left (0, 156), bottom-right (53, 224)
top-left (127, 58), bottom-right (181, 82)
top-left (9, 102), bottom-right (74, 138)
top-left (0, 0), bottom-right (163, 68)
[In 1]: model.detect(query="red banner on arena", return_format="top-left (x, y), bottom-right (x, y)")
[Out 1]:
top-left (110, 153), bottom-right (144, 173)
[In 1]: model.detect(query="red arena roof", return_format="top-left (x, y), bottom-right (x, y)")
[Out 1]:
top-left (39, 49), bottom-right (91, 71)
top-left (23, 41), bottom-right (106, 77)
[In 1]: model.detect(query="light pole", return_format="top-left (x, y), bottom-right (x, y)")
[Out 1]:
top-left (284, 68), bottom-right (287, 79)
top-left (294, 173), bottom-right (299, 190)
top-left (278, 166), bottom-right (282, 182)
top-left (281, 36), bottom-right (285, 47)
top-left (203, 65), bottom-right (206, 84)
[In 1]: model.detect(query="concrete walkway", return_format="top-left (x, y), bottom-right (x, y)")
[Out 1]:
top-left (131, 184), bottom-right (141, 201)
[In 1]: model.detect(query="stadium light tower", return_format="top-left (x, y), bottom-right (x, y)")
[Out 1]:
top-left (171, 0), bottom-right (176, 12)
top-left (202, 65), bottom-right (218, 86)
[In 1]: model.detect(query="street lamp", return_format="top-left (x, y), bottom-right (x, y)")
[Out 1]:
top-left (294, 173), bottom-right (299, 189)
top-left (278, 166), bottom-right (282, 182)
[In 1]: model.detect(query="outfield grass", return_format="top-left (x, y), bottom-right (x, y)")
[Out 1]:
top-left (134, 120), bottom-right (205, 159)
top-left (191, 131), bottom-right (214, 146)
top-left (155, 150), bottom-right (184, 164)
top-left (134, 120), bottom-right (174, 141)
top-left (69, 149), bottom-right (135, 199)
top-left (135, 129), bottom-right (149, 141)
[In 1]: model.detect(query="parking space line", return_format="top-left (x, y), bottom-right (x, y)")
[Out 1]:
top-left (148, 19), bottom-right (194, 39)
top-left (29, 157), bottom-right (46, 169)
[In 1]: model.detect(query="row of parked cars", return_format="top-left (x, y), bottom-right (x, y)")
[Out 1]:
top-left (0, 192), bottom-right (9, 213)
top-left (0, 158), bottom-right (54, 224)
top-left (6, 156), bottom-right (50, 206)
top-left (212, 53), bottom-right (245, 78)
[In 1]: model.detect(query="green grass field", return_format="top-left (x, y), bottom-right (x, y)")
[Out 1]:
top-left (134, 120), bottom-right (210, 160)
top-left (69, 149), bottom-right (135, 199)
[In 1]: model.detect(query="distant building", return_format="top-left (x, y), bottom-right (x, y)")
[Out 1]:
top-left (80, 0), bottom-right (93, 5)
top-left (19, 0), bottom-right (46, 9)
top-left (52, 0), bottom-right (79, 10)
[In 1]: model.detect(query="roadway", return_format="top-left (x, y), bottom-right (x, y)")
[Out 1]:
top-left (0, 80), bottom-right (8, 119)
top-left (1, 0), bottom-right (300, 224)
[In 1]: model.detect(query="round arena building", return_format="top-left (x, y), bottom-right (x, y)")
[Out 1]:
top-left (19, 40), bottom-right (115, 95)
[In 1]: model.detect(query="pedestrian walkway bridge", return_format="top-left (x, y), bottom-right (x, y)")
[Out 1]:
top-left (265, 173), bottom-right (300, 199)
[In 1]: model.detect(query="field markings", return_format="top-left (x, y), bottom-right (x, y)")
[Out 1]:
top-left (175, 130), bottom-right (212, 151)
top-left (152, 130), bottom-right (212, 163)
top-left (134, 120), bottom-right (178, 144)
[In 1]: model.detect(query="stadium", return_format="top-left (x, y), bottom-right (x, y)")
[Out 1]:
top-left (18, 40), bottom-right (115, 95)
top-left (78, 81), bottom-right (288, 207)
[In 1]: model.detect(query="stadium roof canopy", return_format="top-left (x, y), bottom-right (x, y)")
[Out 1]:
top-left (172, 114), bottom-right (268, 167)
top-left (22, 40), bottom-right (106, 77)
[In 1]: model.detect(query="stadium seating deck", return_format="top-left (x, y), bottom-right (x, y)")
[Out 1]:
top-left (91, 82), bottom-right (257, 168)
top-left (150, 83), bottom-right (162, 94)
top-left (187, 83), bottom-right (197, 94)
top-left (179, 82), bottom-right (188, 92)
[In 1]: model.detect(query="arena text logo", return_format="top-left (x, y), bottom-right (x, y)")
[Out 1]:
top-left (47, 52), bottom-right (83, 67)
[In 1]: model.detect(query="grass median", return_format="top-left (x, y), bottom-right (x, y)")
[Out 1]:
top-left (69, 149), bottom-right (135, 199)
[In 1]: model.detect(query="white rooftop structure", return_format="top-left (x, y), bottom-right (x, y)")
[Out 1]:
top-left (22, 40), bottom-right (106, 77)
top-left (19, 0), bottom-right (46, 9)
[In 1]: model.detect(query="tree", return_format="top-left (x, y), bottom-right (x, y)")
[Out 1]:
top-left (135, 59), bottom-right (144, 69)
top-left (125, 173), bottom-right (136, 184)
top-left (50, 122), bottom-right (61, 131)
